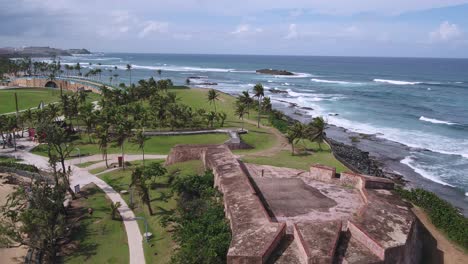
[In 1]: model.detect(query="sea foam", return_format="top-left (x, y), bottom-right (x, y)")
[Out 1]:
top-left (373, 79), bottom-right (421, 85)
top-left (311, 78), bottom-right (359, 85)
top-left (419, 116), bottom-right (457, 125)
top-left (401, 156), bottom-right (455, 187)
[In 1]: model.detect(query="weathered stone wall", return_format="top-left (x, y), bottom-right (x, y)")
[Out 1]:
top-left (309, 164), bottom-right (336, 183)
top-left (10, 78), bottom-right (101, 94)
top-left (347, 221), bottom-right (385, 260)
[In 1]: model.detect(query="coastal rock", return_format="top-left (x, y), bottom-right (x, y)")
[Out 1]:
top-left (197, 82), bottom-right (218, 86)
top-left (66, 48), bottom-right (91, 54)
top-left (301, 107), bottom-right (314, 110)
top-left (269, 88), bottom-right (288, 94)
top-left (327, 139), bottom-right (386, 178)
top-left (256, 69), bottom-right (294, 76)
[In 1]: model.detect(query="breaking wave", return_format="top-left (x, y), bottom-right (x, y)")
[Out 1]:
top-left (373, 79), bottom-right (421, 85)
top-left (419, 116), bottom-right (457, 125)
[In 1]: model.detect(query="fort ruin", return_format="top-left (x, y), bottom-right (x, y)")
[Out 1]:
top-left (166, 144), bottom-right (423, 264)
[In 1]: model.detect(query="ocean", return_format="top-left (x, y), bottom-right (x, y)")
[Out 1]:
top-left (50, 53), bottom-right (468, 201)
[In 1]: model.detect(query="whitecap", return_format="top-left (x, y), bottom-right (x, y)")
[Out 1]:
top-left (401, 156), bottom-right (455, 187)
top-left (419, 116), bottom-right (457, 125)
top-left (373, 79), bottom-right (421, 85)
top-left (311, 78), bottom-right (360, 85)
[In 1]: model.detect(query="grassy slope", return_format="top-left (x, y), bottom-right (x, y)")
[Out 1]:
top-left (63, 185), bottom-right (129, 264)
top-left (98, 160), bottom-right (205, 264)
top-left (242, 141), bottom-right (348, 172)
top-left (32, 133), bottom-right (229, 158)
top-left (0, 88), bottom-right (100, 114)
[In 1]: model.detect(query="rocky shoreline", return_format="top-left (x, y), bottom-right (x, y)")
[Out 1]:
top-left (271, 101), bottom-right (468, 215)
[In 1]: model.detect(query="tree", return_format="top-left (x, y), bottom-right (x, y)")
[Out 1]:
top-left (262, 97), bottom-right (272, 117)
top-left (95, 123), bottom-right (110, 168)
top-left (206, 111), bottom-right (217, 128)
top-left (235, 103), bottom-right (248, 131)
top-left (115, 119), bottom-right (134, 169)
top-left (238, 90), bottom-right (253, 117)
top-left (157, 69), bottom-right (162, 77)
top-left (130, 168), bottom-right (153, 215)
top-left (253, 83), bottom-right (264, 128)
top-left (185, 78), bottom-right (190, 85)
top-left (36, 122), bottom-right (76, 198)
top-left (126, 64), bottom-right (132, 86)
top-left (135, 130), bottom-right (148, 166)
top-left (307, 116), bottom-right (327, 151)
top-left (207, 89), bottom-right (220, 113)
top-left (286, 122), bottom-right (305, 155)
top-left (217, 112), bottom-right (227, 127)
top-left (109, 202), bottom-right (121, 220)
top-left (143, 162), bottom-right (167, 186)
top-left (0, 180), bottom-right (67, 263)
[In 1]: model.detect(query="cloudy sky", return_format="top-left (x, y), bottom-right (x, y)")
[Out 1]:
top-left (2, 0), bottom-right (468, 57)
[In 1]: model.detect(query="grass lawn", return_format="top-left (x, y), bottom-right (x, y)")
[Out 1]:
top-left (63, 184), bottom-right (129, 264)
top-left (75, 160), bottom-right (102, 168)
top-left (170, 88), bottom-right (277, 153)
top-left (0, 87), bottom-right (100, 114)
top-left (242, 141), bottom-right (348, 172)
top-left (98, 160), bottom-right (205, 264)
top-left (32, 133), bottom-right (229, 158)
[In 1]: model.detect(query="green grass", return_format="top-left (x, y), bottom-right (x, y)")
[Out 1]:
top-left (63, 184), bottom-right (129, 264)
top-left (242, 141), bottom-right (348, 172)
top-left (170, 88), bottom-right (277, 152)
top-left (98, 160), bottom-right (204, 264)
top-left (75, 160), bottom-right (102, 168)
top-left (0, 87), bottom-right (100, 114)
top-left (32, 133), bottom-right (229, 158)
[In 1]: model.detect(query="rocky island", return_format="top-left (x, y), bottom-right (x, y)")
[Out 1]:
top-left (256, 68), bottom-right (294, 75)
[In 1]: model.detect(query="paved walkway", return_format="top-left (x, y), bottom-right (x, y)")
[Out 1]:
top-left (68, 154), bottom-right (167, 170)
top-left (0, 140), bottom-right (147, 264)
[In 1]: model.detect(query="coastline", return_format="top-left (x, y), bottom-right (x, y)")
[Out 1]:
top-left (271, 100), bottom-right (468, 216)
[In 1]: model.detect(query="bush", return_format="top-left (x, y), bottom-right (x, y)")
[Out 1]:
top-left (396, 187), bottom-right (468, 249)
top-left (164, 171), bottom-right (231, 264)
top-left (0, 161), bottom-right (39, 173)
top-left (268, 110), bottom-right (289, 134)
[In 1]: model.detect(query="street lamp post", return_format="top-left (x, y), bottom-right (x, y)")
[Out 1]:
top-left (75, 148), bottom-right (81, 164)
top-left (135, 216), bottom-right (152, 243)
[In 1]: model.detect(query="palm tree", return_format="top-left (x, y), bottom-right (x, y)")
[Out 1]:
top-left (235, 103), bottom-right (249, 131)
top-left (115, 119), bottom-right (134, 169)
top-left (218, 112), bottom-right (227, 127)
top-left (185, 78), bottom-right (191, 85)
top-left (157, 69), bottom-right (162, 77)
top-left (207, 89), bottom-right (220, 113)
top-left (253, 83), bottom-right (264, 128)
top-left (96, 124), bottom-right (110, 168)
top-left (109, 201), bottom-right (121, 220)
top-left (307, 116), bottom-right (327, 151)
top-left (75, 63), bottom-right (81, 76)
top-left (135, 130), bottom-right (148, 167)
top-left (238, 90), bottom-right (253, 117)
top-left (131, 168), bottom-right (153, 215)
top-left (206, 111), bottom-right (217, 128)
top-left (126, 64), bottom-right (132, 86)
top-left (286, 122), bottom-right (305, 155)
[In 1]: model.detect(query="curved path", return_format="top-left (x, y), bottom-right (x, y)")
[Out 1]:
top-left (1, 140), bottom-right (147, 264)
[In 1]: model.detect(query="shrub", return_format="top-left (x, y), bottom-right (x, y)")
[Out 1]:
top-left (0, 161), bottom-right (39, 173)
top-left (396, 187), bottom-right (468, 249)
top-left (164, 171), bottom-right (231, 264)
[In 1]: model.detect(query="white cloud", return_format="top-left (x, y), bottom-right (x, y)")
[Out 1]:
top-left (138, 21), bottom-right (169, 38)
top-left (231, 24), bottom-right (250, 34)
top-left (430, 21), bottom-right (462, 42)
top-left (231, 24), bottom-right (263, 35)
top-left (285, 24), bottom-right (298, 39)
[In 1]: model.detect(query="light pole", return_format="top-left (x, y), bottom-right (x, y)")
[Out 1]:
top-left (75, 147), bottom-right (81, 164)
top-left (135, 216), bottom-right (151, 243)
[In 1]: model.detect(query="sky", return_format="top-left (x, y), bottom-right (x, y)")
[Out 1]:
top-left (2, 0), bottom-right (468, 57)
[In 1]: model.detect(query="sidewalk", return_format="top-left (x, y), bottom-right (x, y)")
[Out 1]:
top-left (1, 139), bottom-right (147, 264)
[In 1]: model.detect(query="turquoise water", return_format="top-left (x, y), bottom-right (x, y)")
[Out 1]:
top-left (50, 53), bottom-right (468, 196)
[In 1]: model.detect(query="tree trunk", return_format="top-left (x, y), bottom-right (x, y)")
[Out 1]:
top-left (257, 98), bottom-right (261, 128)
top-left (121, 144), bottom-right (125, 170)
top-left (142, 147), bottom-right (145, 167)
top-left (147, 201), bottom-right (153, 215)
